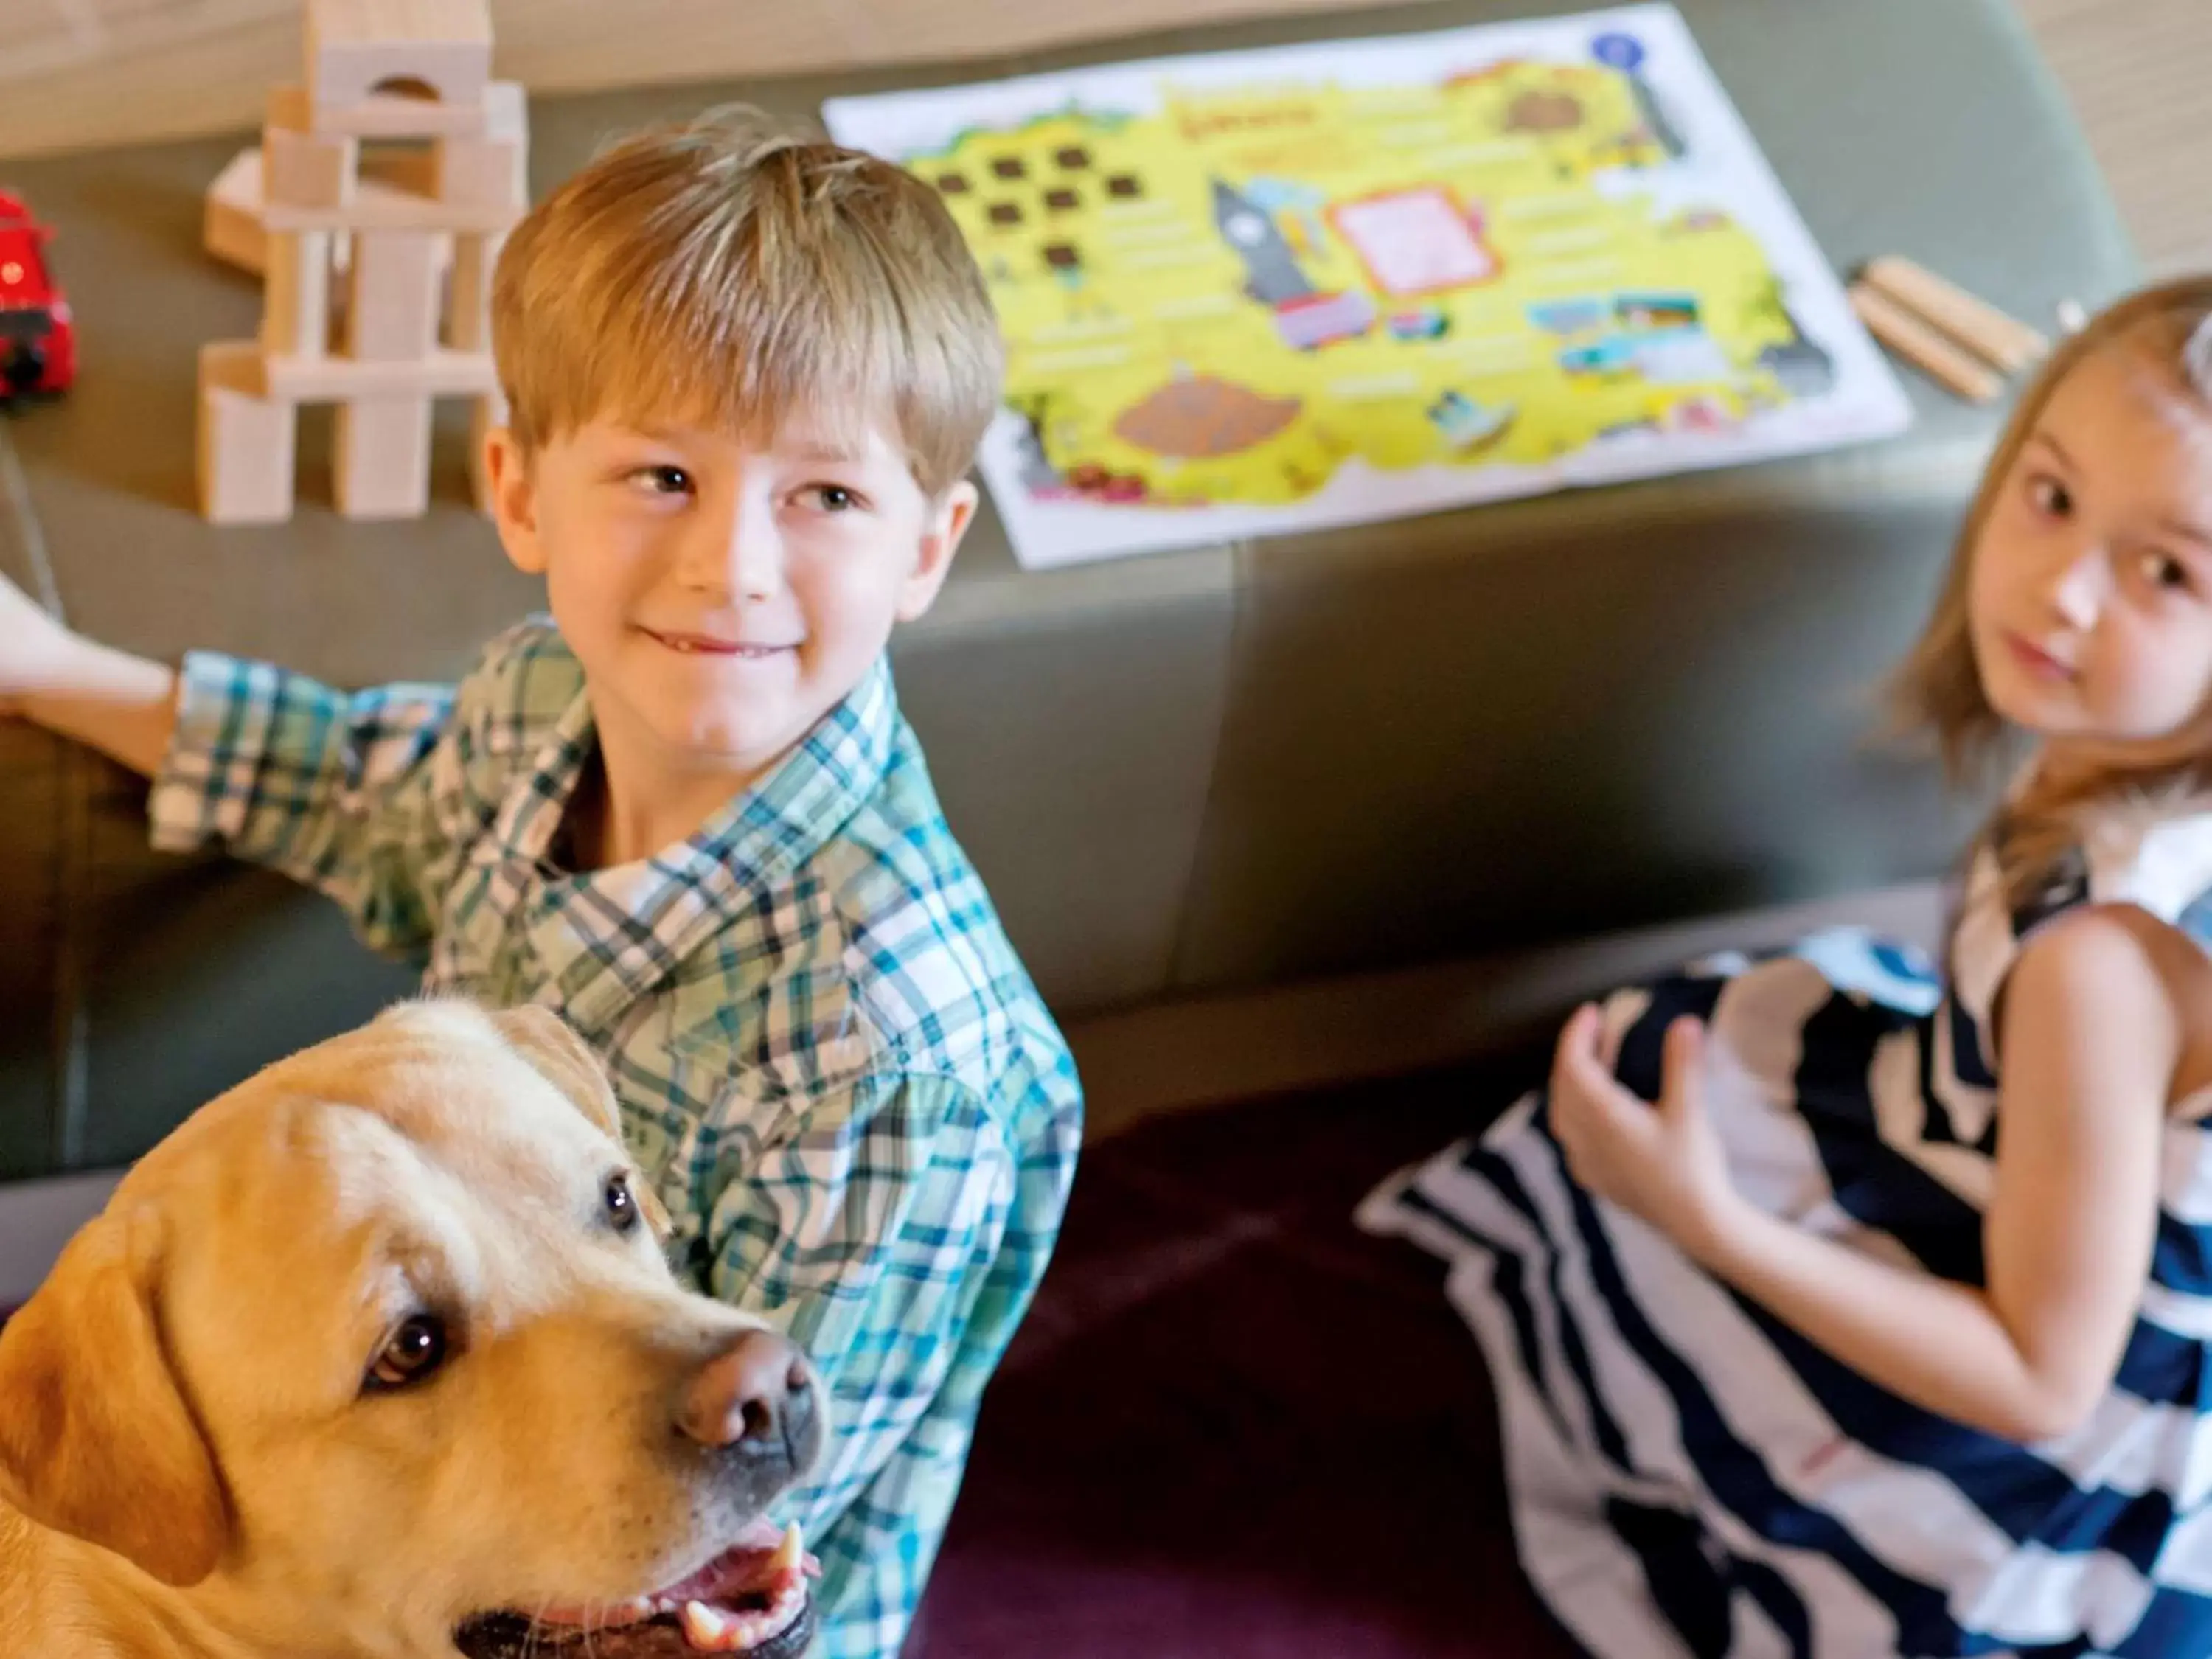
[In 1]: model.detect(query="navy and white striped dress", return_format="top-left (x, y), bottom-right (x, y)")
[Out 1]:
top-left (1361, 799), bottom-right (2212, 1658)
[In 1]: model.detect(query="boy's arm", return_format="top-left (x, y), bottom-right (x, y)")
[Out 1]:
top-left (1, 567), bottom-right (178, 776)
top-left (147, 648), bottom-right (486, 960)
top-left (18, 635), bottom-right (179, 778)
top-left (691, 1068), bottom-right (1065, 1658)
top-left (3, 568), bottom-right (497, 959)
top-left (797, 1276), bottom-right (995, 1658)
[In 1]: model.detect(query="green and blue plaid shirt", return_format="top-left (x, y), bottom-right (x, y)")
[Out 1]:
top-left (149, 618), bottom-right (1083, 1659)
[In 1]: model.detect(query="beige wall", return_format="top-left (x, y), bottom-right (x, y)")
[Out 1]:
top-left (2, 0), bottom-right (1401, 160)
top-left (6, 0), bottom-right (2208, 272)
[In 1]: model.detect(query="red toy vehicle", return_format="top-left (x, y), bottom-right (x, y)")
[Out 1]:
top-left (0, 191), bottom-right (74, 401)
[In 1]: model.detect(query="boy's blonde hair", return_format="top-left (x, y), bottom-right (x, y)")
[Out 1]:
top-left (490, 106), bottom-right (1004, 498)
top-left (1885, 276), bottom-right (2212, 906)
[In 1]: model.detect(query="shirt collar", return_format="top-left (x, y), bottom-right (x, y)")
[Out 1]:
top-left (499, 654), bottom-right (902, 1027)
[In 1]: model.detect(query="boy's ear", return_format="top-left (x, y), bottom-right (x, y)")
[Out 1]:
top-left (897, 480), bottom-right (977, 622)
top-left (484, 426), bottom-right (548, 577)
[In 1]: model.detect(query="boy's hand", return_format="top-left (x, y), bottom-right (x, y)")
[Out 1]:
top-left (0, 568), bottom-right (74, 714)
top-left (0, 571), bottom-right (178, 776)
top-left (1549, 1003), bottom-right (1742, 1261)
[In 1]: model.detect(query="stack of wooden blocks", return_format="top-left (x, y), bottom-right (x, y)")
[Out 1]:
top-left (197, 0), bottom-right (527, 524)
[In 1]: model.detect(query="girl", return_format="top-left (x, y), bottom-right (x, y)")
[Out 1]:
top-left (1364, 279), bottom-right (2212, 1658)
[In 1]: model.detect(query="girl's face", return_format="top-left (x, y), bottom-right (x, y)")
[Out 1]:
top-left (1968, 341), bottom-right (2212, 773)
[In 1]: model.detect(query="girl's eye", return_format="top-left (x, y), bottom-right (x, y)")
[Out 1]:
top-left (2025, 474), bottom-right (2073, 519)
top-left (2140, 549), bottom-right (2193, 593)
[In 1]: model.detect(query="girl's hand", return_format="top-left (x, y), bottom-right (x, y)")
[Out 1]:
top-left (1549, 1004), bottom-right (1741, 1258)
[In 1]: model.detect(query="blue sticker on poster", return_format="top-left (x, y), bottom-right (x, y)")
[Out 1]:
top-left (1592, 32), bottom-right (1646, 71)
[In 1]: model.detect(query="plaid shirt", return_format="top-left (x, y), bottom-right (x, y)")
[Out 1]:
top-left (149, 618), bottom-right (1083, 1658)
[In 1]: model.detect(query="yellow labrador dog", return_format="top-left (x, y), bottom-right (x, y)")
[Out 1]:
top-left (0, 999), bottom-right (825, 1659)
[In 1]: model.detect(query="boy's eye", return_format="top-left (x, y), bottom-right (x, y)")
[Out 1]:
top-left (801, 484), bottom-right (863, 513)
top-left (2025, 473), bottom-right (2073, 519)
top-left (629, 465), bottom-right (692, 495)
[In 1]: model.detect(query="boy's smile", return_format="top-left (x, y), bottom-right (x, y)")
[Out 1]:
top-left (484, 414), bottom-right (976, 863)
top-left (641, 630), bottom-right (795, 658)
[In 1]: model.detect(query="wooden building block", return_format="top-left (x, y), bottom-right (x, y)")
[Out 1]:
top-left (309, 94), bottom-right (487, 141)
top-left (204, 148), bottom-right (268, 274)
top-left (346, 229), bottom-right (440, 361)
top-left (334, 394), bottom-right (433, 518)
top-left (264, 126), bottom-right (358, 210)
top-left (198, 343), bottom-right (298, 524)
top-left (261, 230), bottom-right (333, 358)
top-left (261, 178), bottom-right (514, 234)
top-left (264, 81), bottom-right (515, 227)
top-left (482, 80), bottom-right (527, 143)
top-left (434, 136), bottom-right (523, 212)
top-left (265, 85), bottom-right (311, 132)
top-left (445, 232), bottom-right (499, 351)
top-left (361, 141), bottom-right (438, 198)
top-left (481, 81), bottom-right (529, 202)
top-left (262, 347), bottom-right (495, 402)
top-left (307, 0), bottom-right (493, 135)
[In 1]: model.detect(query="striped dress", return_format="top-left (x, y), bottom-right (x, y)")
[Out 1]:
top-left (1361, 799), bottom-right (2212, 1658)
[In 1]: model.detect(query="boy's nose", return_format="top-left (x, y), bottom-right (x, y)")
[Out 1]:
top-left (678, 505), bottom-right (782, 599)
top-left (730, 540), bottom-right (782, 600)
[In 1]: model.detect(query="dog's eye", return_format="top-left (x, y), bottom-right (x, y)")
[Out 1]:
top-left (365, 1315), bottom-right (448, 1394)
top-left (604, 1172), bottom-right (641, 1233)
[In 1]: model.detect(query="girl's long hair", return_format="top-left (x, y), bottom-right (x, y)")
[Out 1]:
top-left (1883, 278), bottom-right (2212, 909)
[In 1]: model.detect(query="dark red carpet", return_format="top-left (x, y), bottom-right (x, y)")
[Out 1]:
top-left (907, 1059), bottom-right (1577, 1659)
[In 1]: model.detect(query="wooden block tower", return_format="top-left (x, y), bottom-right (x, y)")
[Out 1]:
top-left (198, 0), bottom-right (527, 524)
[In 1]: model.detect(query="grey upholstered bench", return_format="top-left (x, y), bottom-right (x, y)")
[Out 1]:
top-left (0, 0), bottom-right (2133, 1206)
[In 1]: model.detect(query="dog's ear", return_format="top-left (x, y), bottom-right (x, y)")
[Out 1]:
top-left (0, 1206), bottom-right (228, 1585)
top-left (489, 1006), bottom-right (672, 1234)
top-left (490, 1005), bottom-right (621, 1141)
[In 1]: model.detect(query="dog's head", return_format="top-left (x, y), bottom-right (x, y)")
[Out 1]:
top-left (0, 1000), bottom-right (824, 1658)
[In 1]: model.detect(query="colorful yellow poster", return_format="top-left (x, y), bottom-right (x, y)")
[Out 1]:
top-left (824, 4), bottom-right (1911, 570)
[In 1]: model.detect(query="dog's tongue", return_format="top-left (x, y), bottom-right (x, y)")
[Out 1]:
top-left (659, 1521), bottom-right (799, 1610)
top-left (536, 1522), bottom-right (818, 1653)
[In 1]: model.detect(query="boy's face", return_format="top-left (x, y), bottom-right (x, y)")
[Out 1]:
top-left (484, 413), bottom-right (975, 786)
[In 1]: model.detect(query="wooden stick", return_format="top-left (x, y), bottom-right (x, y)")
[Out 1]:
top-left (1850, 282), bottom-right (2005, 404)
top-left (1860, 256), bottom-right (2049, 375)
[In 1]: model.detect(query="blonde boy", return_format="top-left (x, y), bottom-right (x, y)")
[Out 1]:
top-left (0, 110), bottom-right (1082, 1658)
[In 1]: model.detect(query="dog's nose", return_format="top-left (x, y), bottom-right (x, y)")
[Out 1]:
top-left (680, 1329), bottom-right (812, 1451)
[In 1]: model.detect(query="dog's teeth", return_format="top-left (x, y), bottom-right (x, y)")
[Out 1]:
top-left (768, 1522), bottom-right (804, 1575)
top-left (681, 1600), bottom-right (730, 1647)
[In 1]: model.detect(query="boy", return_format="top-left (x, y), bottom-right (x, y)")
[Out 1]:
top-left (0, 108), bottom-right (1082, 1658)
